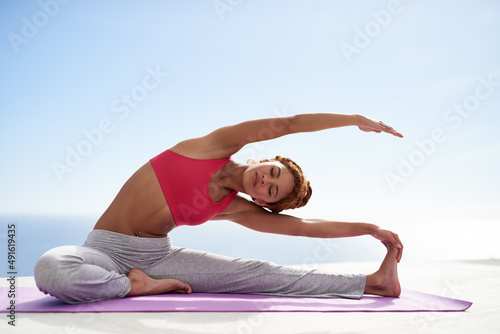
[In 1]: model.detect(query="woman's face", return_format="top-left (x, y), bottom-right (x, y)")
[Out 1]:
top-left (243, 161), bottom-right (295, 206)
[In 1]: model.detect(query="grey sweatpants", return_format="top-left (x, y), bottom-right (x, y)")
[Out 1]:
top-left (34, 229), bottom-right (366, 304)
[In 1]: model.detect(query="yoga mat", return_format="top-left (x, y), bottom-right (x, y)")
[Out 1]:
top-left (1, 287), bottom-right (471, 313)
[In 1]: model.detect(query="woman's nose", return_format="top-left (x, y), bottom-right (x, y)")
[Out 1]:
top-left (261, 174), bottom-right (274, 187)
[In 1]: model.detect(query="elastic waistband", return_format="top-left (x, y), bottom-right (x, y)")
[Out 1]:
top-left (83, 229), bottom-right (172, 249)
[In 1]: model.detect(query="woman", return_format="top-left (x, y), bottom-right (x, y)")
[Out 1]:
top-left (35, 113), bottom-right (404, 304)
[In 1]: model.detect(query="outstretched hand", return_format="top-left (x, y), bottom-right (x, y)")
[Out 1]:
top-left (358, 116), bottom-right (403, 138)
top-left (372, 228), bottom-right (403, 262)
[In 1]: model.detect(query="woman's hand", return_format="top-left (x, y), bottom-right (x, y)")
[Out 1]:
top-left (357, 116), bottom-right (403, 138)
top-left (372, 227), bottom-right (403, 262)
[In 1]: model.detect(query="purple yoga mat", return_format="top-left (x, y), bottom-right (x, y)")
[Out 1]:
top-left (0, 287), bottom-right (471, 313)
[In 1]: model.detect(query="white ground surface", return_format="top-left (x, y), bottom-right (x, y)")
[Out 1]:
top-left (1, 259), bottom-right (499, 334)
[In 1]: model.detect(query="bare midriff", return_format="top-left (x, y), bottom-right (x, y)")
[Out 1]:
top-left (93, 162), bottom-right (176, 238)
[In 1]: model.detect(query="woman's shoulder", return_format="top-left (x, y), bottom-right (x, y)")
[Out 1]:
top-left (212, 195), bottom-right (265, 222)
top-left (169, 138), bottom-right (233, 160)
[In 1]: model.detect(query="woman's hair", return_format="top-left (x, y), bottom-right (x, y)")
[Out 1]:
top-left (256, 156), bottom-right (312, 213)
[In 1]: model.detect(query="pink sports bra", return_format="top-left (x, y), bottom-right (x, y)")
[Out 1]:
top-left (150, 149), bottom-right (238, 226)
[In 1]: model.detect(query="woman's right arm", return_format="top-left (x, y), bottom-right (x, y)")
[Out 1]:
top-left (290, 114), bottom-right (402, 138)
top-left (172, 113), bottom-right (402, 158)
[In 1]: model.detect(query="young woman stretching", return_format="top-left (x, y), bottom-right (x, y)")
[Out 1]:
top-left (35, 113), bottom-right (404, 304)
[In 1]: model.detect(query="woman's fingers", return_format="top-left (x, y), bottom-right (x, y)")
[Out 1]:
top-left (388, 232), bottom-right (403, 262)
top-left (378, 230), bottom-right (403, 262)
top-left (380, 121), bottom-right (403, 138)
top-left (359, 118), bottom-right (403, 137)
top-left (394, 233), bottom-right (403, 249)
top-left (391, 233), bottom-right (403, 262)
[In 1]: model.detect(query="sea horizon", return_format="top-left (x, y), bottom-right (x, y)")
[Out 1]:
top-left (1, 214), bottom-right (498, 277)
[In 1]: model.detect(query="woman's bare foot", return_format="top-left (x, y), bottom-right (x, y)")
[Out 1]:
top-left (364, 242), bottom-right (401, 297)
top-left (125, 269), bottom-right (192, 297)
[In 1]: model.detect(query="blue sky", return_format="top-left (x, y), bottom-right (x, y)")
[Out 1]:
top-left (1, 0), bottom-right (499, 262)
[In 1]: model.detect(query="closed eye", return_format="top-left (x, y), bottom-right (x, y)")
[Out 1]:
top-left (269, 185), bottom-right (278, 198)
top-left (270, 166), bottom-right (280, 198)
top-left (271, 166), bottom-right (281, 178)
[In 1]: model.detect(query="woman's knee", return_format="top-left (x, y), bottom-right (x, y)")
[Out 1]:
top-left (34, 246), bottom-right (83, 293)
top-left (34, 245), bottom-right (130, 304)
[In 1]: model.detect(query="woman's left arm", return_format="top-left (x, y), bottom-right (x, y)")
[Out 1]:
top-left (301, 219), bottom-right (403, 262)
top-left (216, 196), bottom-right (403, 262)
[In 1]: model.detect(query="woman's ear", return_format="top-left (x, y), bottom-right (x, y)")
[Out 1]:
top-left (252, 198), bottom-right (267, 206)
